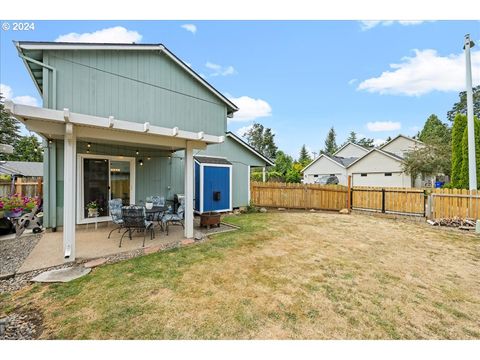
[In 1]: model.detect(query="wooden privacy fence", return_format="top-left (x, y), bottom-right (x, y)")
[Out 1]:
top-left (351, 186), bottom-right (426, 216)
top-left (0, 177), bottom-right (43, 197)
top-left (430, 188), bottom-right (480, 220)
top-left (251, 181), bottom-right (480, 220)
top-left (250, 182), bottom-right (348, 211)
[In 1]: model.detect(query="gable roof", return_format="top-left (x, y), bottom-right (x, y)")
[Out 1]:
top-left (0, 161), bottom-right (43, 177)
top-left (379, 134), bottom-right (423, 150)
top-left (15, 41), bottom-right (238, 116)
top-left (346, 148), bottom-right (403, 168)
top-left (333, 142), bottom-right (370, 156)
top-left (302, 153), bottom-right (353, 172)
top-left (225, 132), bottom-right (274, 166)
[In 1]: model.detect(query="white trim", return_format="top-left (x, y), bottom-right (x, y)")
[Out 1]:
top-left (199, 162), bottom-right (204, 213)
top-left (76, 154), bottom-right (136, 225)
top-left (302, 154), bottom-right (346, 173)
top-left (5, 101), bottom-right (224, 145)
top-left (379, 134), bottom-right (424, 150)
top-left (194, 154), bottom-right (228, 160)
top-left (226, 132), bottom-right (274, 166)
top-left (333, 142), bottom-right (369, 156)
top-left (63, 125), bottom-right (76, 259)
top-left (184, 142), bottom-right (194, 238)
top-left (16, 42), bottom-right (238, 113)
top-left (346, 148), bottom-right (403, 169)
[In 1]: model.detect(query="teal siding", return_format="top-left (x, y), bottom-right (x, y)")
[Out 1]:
top-left (43, 49), bottom-right (227, 136)
top-left (50, 140), bottom-right (184, 227)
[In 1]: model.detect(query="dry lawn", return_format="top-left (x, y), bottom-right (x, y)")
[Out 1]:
top-left (2, 212), bottom-right (480, 339)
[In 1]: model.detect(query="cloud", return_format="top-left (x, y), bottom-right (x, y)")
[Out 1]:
top-left (235, 125), bottom-right (254, 138)
top-left (228, 95), bottom-right (272, 122)
top-left (348, 78), bottom-right (358, 85)
top-left (373, 138), bottom-right (386, 147)
top-left (1, 83), bottom-right (39, 107)
top-left (205, 61), bottom-right (236, 77)
top-left (358, 49), bottom-right (480, 96)
top-left (366, 121), bottom-right (401, 132)
top-left (181, 24), bottom-right (197, 34)
top-left (55, 26), bottom-right (142, 43)
top-left (360, 20), bottom-right (427, 30)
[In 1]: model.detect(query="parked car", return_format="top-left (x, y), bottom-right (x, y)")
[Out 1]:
top-left (314, 175), bottom-right (339, 185)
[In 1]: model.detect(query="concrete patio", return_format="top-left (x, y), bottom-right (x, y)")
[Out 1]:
top-left (17, 218), bottom-right (236, 273)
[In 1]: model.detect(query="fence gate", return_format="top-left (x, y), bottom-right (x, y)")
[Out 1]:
top-left (351, 187), bottom-right (426, 216)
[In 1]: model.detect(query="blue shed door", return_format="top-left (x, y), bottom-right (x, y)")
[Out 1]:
top-left (203, 166), bottom-right (230, 212)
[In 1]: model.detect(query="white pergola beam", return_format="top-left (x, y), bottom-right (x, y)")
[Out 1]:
top-left (5, 101), bottom-right (225, 145)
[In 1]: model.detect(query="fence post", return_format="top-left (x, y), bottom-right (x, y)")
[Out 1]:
top-left (37, 177), bottom-right (43, 197)
top-left (347, 175), bottom-right (352, 212)
top-left (15, 177), bottom-right (22, 195)
top-left (381, 188), bottom-right (386, 213)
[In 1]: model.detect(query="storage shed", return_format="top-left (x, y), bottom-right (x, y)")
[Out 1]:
top-left (194, 156), bottom-right (232, 213)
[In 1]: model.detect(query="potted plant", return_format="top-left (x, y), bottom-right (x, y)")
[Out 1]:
top-left (145, 196), bottom-right (153, 210)
top-left (86, 201), bottom-right (99, 218)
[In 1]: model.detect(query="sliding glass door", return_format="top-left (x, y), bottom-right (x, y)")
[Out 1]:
top-left (78, 155), bottom-right (135, 223)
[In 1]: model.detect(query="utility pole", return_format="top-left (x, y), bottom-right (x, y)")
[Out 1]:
top-left (464, 34), bottom-right (477, 190)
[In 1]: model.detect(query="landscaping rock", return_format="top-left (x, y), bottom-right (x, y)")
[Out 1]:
top-left (144, 245), bottom-right (162, 255)
top-left (339, 208), bottom-right (349, 214)
top-left (0, 272), bottom-right (15, 280)
top-left (260, 208), bottom-right (267, 213)
top-left (310, 209), bottom-right (316, 212)
top-left (83, 258), bottom-right (107, 268)
top-left (194, 232), bottom-right (204, 241)
top-left (278, 208), bottom-right (286, 211)
top-left (31, 266), bottom-right (91, 283)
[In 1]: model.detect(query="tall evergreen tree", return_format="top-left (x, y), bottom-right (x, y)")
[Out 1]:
top-left (298, 144), bottom-right (312, 167)
top-left (274, 150), bottom-right (293, 176)
top-left (418, 114), bottom-right (451, 144)
top-left (346, 131), bottom-right (358, 144)
top-left (447, 85), bottom-right (480, 122)
top-left (322, 127), bottom-right (338, 156)
top-left (459, 117), bottom-right (480, 189)
top-left (0, 94), bottom-right (21, 161)
top-left (13, 136), bottom-right (43, 162)
top-left (244, 123), bottom-right (278, 159)
top-left (451, 114), bottom-right (468, 187)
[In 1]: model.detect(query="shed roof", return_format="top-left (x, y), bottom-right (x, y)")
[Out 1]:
top-left (0, 161), bottom-right (43, 177)
top-left (225, 132), bottom-right (275, 166)
top-left (195, 156), bottom-right (232, 165)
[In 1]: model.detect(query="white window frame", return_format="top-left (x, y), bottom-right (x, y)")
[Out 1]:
top-left (76, 153), bottom-right (136, 224)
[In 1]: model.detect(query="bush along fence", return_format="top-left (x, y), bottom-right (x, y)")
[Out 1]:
top-left (250, 181), bottom-right (480, 220)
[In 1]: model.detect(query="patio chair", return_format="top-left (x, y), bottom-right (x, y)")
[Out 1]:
top-left (108, 198), bottom-right (124, 239)
top-left (120, 205), bottom-right (155, 247)
top-left (161, 204), bottom-right (184, 235)
top-left (151, 195), bottom-right (165, 207)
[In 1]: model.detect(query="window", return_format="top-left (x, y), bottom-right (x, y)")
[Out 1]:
top-left (314, 175), bottom-right (319, 178)
top-left (330, 174), bottom-right (335, 176)
top-left (360, 173), bottom-right (367, 177)
top-left (385, 172), bottom-right (392, 176)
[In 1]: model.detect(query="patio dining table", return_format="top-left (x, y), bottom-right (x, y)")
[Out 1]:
top-left (144, 205), bottom-right (168, 228)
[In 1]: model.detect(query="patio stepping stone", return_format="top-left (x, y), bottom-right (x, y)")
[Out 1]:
top-left (31, 267), bottom-right (91, 283)
top-left (144, 245), bottom-right (162, 255)
top-left (83, 258), bottom-right (107, 268)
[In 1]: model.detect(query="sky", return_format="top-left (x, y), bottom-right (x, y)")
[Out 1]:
top-left (1, 20), bottom-right (479, 158)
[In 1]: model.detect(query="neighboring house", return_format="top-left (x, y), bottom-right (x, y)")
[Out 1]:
top-left (302, 142), bottom-right (368, 185)
top-left (302, 135), bottom-right (430, 187)
top-left (0, 161), bottom-right (43, 178)
top-left (6, 41), bottom-right (271, 260)
top-left (0, 161), bottom-right (43, 196)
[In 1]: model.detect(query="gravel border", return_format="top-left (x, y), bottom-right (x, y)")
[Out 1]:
top-left (0, 234), bottom-right (41, 276)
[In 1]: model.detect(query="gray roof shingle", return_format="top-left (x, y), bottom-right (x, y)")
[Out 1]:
top-left (0, 161), bottom-right (43, 177)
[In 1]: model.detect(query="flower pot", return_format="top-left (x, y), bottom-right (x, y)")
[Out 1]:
top-left (87, 208), bottom-right (99, 218)
top-left (5, 210), bottom-right (23, 218)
